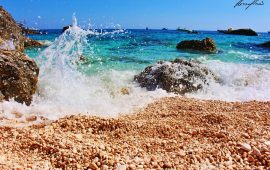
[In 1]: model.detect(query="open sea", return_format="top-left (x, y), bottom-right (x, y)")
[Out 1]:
top-left (1, 18), bottom-right (270, 122)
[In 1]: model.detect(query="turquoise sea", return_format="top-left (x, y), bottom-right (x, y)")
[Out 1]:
top-left (2, 19), bottom-right (270, 121)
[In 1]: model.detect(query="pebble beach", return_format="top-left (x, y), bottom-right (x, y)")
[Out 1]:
top-left (1, 97), bottom-right (269, 169)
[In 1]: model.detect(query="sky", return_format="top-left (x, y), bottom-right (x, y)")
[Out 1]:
top-left (0, 0), bottom-right (269, 31)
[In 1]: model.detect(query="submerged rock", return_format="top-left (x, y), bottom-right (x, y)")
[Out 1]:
top-left (258, 41), bottom-right (270, 48)
top-left (0, 50), bottom-right (39, 105)
top-left (218, 28), bottom-right (258, 36)
top-left (134, 59), bottom-right (219, 95)
top-left (176, 37), bottom-right (217, 52)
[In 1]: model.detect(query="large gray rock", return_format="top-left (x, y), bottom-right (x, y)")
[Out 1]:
top-left (134, 59), bottom-right (219, 95)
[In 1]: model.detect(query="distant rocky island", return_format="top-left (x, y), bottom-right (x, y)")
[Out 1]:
top-left (218, 28), bottom-right (258, 36)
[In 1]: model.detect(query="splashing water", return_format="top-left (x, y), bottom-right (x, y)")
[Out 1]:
top-left (187, 61), bottom-right (270, 101)
top-left (0, 16), bottom-right (170, 124)
top-left (1, 16), bottom-right (270, 125)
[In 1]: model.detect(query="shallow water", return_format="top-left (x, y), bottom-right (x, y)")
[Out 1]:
top-left (1, 18), bottom-right (270, 122)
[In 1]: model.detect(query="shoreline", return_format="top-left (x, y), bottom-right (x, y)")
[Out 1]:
top-left (0, 96), bottom-right (269, 169)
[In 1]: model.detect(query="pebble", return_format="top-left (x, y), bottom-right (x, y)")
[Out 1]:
top-left (247, 155), bottom-right (255, 162)
top-left (178, 150), bottom-right (186, 157)
top-left (89, 162), bottom-right (98, 170)
top-left (264, 141), bottom-right (270, 146)
top-left (239, 143), bottom-right (252, 152)
top-left (75, 134), bottom-right (83, 141)
top-left (92, 157), bottom-right (99, 163)
top-left (26, 116), bottom-right (37, 122)
top-left (163, 162), bottom-right (172, 168)
top-left (242, 133), bottom-right (250, 138)
top-left (14, 112), bottom-right (23, 118)
top-left (128, 164), bottom-right (136, 169)
top-left (102, 165), bottom-right (109, 170)
top-left (252, 147), bottom-right (261, 157)
top-left (117, 164), bottom-right (127, 170)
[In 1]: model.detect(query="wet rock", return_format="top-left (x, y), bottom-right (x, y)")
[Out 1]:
top-left (0, 50), bottom-right (39, 105)
top-left (134, 58), bottom-right (219, 95)
top-left (23, 37), bottom-right (44, 48)
top-left (62, 25), bottom-right (71, 33)
top-left (218, 28), bottom-right (258, 36)
top-left (120, 88), bottom-right (130, 95)
top-left (0, 6), bottom-right (40, 105)
top-left (176, 37), bottom-right (217, 52)
top-left (26, 116), bottom-right (37, 122)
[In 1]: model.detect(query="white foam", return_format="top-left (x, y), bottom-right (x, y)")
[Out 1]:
top-left (187, 60), bottom-right (270, 101)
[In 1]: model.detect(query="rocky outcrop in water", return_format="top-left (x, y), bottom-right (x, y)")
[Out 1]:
top-left (0, 6), bottom-right (39, 105)
top-left (218, 28), bottom-right (258, 36)
top-left (23, 37), bottom-right (43, 48)
top-left (176, 37), bottom-right (217, 52)
top-left (18, 23), bottom-right (41, 35)
top-left (134, 59), bottom-right (219, 95)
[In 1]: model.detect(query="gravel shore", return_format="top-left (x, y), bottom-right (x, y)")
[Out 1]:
top-left (0, 97), bottom-right (269, 169)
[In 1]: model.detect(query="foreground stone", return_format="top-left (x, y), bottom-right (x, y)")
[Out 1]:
top-left (218, 28), bottom-right (258, 36)
top-left (176, 37), bottom-right (217, 52)
top-left (134, 59), bottom-right (219, 94)
top-left (0, 6), bottom-right (40, 105)
top-left (0, 97), bottom-right (269, 169)
top-left (0, 50), bottom-right (39, 105)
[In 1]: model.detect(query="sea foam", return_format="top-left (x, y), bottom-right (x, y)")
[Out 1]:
top-left (187, 60), bottom-right (270, 101)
